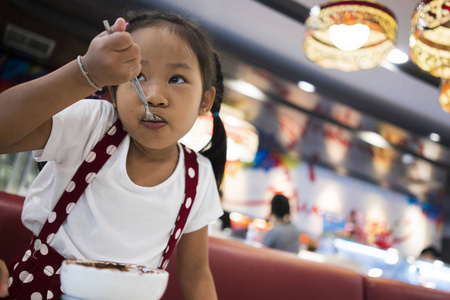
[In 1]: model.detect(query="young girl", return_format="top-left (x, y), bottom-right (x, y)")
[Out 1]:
top-left (0, 10), bottom-right (226, 300)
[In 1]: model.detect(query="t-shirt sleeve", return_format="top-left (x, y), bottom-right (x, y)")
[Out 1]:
top-left (33, 100), bottom-right (116, 165)
top-left (183, 155), bottom-right (223, 234)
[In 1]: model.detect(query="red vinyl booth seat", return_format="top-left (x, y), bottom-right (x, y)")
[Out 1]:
top-left (1, 190), bottom-right (450, 300)
top-left (0, 191), bottom-right (32, 263)
top-left (364, 275), bottom-right (450, 300)
top-left (162, 237), bottom-right (364, 300)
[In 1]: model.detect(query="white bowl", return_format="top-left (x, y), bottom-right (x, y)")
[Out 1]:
top-left (61, 260), bottom-right (169, 300)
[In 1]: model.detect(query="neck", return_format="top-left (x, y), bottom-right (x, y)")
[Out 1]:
top-left (274, 215), bottom-right (290, 224)
top-left (126, 140), bottom-right (180, 187)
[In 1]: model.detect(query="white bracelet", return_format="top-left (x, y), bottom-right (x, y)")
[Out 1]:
top-left (77, 55), bottom-right (103, 91)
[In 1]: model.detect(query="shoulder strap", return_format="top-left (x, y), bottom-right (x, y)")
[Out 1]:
top-left (158, 144), bottom-right (199, 270)
top-left (38, 119), bottom-right (127, 240)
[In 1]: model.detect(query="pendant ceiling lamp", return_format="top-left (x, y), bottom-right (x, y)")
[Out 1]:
top-left (410, 1), bottom-right (450, 112)
top-left (439, 78), bottom-right (450, 112)
top-left (303, 0), bottom-right (397, 71)
top-left (410, 0), bottom-right (450, 78)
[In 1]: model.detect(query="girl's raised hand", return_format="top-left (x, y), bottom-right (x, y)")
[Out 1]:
top-left (80, 17), bottom-right (142, 88)
top-left (0, 260), bottom-right (9, 298)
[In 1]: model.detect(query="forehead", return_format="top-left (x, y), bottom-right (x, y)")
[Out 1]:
top-left (131, 27), bottom-right (199, 67)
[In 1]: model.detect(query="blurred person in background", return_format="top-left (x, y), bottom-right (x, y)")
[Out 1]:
top-left (419, 246), bottom-right (441, 261)
top-left (263, 194), bottom-right (300, 253)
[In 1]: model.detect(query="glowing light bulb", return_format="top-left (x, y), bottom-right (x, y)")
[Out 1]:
top-left (328, 24), bottom-right (370, 51)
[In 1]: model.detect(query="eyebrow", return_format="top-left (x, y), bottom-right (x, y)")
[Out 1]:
top-left (141, 60), bottom-right (194, 71)
top-left (168, 62), bottom-right (194, 71)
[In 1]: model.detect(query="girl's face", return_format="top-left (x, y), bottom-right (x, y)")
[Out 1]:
top-left (115, 26), bottom-right (215, 153)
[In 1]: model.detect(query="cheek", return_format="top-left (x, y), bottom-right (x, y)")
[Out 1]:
top-left (115, 87), bottom-right (135, 113)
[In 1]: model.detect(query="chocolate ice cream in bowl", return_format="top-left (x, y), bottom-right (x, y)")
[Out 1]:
top-left (61, 259), bottom-right (169, 300)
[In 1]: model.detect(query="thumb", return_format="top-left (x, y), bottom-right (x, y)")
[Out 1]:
top-left (111, 17), bottom-right (127, 33)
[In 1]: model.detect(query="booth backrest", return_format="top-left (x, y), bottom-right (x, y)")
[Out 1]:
top-left (1, 190), bottom-right (450, 300)
top-left (162, 236), bottom-right (364, 300)
top-left (0, 191), bottom-right (32, 263)
top-left (363, 276), bottom-right (450, 300)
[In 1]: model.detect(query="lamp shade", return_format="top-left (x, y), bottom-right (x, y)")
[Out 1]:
top-left (439, 78), bottom-right (450, 112)
top-left (304, 0), bottom-right (397, 71)
top-left (410, 0), bottom-right (450, 79)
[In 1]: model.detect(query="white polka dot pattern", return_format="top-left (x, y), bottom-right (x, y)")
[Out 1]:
top-left (66, 202), bottom-right (75, 214)
top-left (19, 271), bottom-right (30, 282)
top-left (106, 144), bottom-right (117, 155)
top-left (65, 181), bottom-right (76, 192)
top-left (188, 167), bottom-right (195, 178)
top-left (185, 197), bottom-right (192, 209)
top-left (34, 239), bottom-right (42, 251)
top-left (40, 244), bottom-right (49, 255)
top-left (47, 212), bottom-right (57, 223)
top-left (163, 259), bottom-right (169, 270)
top-left (44, 265), bottom-right (54, 276)
top-left (107, 125), bottom-right (117, 135)
top-left (31, 292), bottom-right (43, 300)
top-left (46, 233), bottom-right (55, 244)
top-left (23, 250), bottom-right (31, 262)
top-left (85, 151), bottom-right (96, 163)
top-left (175, 228), bottom-right (181, 240)
top-left (85, 172), bottom-right (96, 183)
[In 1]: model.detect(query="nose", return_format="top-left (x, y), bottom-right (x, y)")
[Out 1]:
top-left (144, 83), bottom-right (168, 107)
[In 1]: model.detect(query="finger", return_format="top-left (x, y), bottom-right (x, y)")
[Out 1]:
top-left (108, 32), bottom-right (135, 52)
top-left (129, 62), bottom-right (142, 78)
top-left (0, 260), bottom-right (9, 298)
top-left (111, 17), bottom-right (127, 33)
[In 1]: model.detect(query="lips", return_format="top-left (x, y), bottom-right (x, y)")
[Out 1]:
top-left (142, 115), bottom-right (166, 130)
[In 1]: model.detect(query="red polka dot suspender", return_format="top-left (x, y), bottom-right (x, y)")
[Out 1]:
top-left (7, 119), bottom-right (199, 299)
top-left (158, 145), bottom-right (199, 270)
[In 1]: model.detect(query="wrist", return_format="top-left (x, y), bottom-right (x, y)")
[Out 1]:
top-left (76, 55), bottom-right (103, 91)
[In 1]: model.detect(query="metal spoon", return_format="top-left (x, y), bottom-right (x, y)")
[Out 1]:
top-left (103, 20), bottom-right (161, 122)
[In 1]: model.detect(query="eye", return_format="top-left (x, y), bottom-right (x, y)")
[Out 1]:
top-left (169, 76), bottom-right (185, 84)
top-left (137, 73), bottom-right (147, 81)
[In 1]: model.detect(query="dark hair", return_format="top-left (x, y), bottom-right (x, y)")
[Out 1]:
top-left (271, 194), bottom-right (290, 219)
top-left (199, 52), bottom-right (227, 190)
top-left (420, 246), bottom-right (441, 259)
top-left (112, 10), bottom-right (227, 189)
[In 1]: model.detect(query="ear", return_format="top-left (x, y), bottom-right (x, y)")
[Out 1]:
top-left (199, 87), bottom-right (216, 116)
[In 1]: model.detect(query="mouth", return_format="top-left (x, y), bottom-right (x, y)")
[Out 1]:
top-left (142, 114), bottom-right (161, 122)
top-left (141, 114), bottom-right (167, 129)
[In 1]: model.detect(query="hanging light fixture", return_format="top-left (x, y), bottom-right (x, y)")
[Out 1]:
top-left (439, 78), bottom-right (450, 112)
top-left (410, 1), bottom-right (450, 112)
top-left (303, 0), bottom-right (397, 71)
top-left (410, 1), bottom-right (450, 78)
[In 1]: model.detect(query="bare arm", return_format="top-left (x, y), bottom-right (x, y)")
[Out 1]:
top-left (0, 260), bottom-right (8, 298)
top-left (176, 226), bottom-right (218, 300)
top-left (0, 17), bottom-right (141, 154)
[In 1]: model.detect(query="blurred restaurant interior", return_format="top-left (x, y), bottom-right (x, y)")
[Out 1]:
top-left (1, 0), bottom-right (450, 293)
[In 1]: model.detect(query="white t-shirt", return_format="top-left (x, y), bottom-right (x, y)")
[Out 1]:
top-left (22, 100), bottom-right (223, 267)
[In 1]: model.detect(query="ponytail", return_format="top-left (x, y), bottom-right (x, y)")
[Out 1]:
top-left (200, 53), bottom-right (227, 191)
